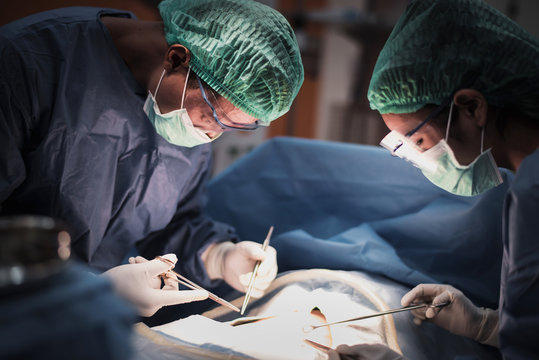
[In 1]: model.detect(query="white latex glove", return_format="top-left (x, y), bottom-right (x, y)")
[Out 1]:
top-left (103, 254), bottom-right (208, 317)
top-left (202, 241), bottom-right (277, 298)
top-left (401, 284), bottom-right (499, 347)
top-left (327, 344), bottom-right (404, 360)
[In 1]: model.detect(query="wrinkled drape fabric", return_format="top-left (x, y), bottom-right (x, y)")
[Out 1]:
top-left (206, 137), bottom-right (511, 309)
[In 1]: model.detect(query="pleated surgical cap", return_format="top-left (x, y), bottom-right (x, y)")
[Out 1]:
top-left (158, 0), bottom-right (304, 124)
top-left (368, 0), bottom-right (539, 120)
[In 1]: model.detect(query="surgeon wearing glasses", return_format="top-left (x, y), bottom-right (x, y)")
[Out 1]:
top-left (144, 60), bottom-right (263, 148)
top-left (328, 0), bottom-right (539, 359)
top-left (0, 0), bottom-right (303, 319)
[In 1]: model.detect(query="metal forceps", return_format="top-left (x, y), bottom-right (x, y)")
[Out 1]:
top-left (240, 226), bottom-right (274, 315)
top-left (303, 302), bottom-right (450, 332)
top-left (156, 255), bottom-right (240, 312)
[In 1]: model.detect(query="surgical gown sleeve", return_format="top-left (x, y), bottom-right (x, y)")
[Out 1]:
top-left (136, 155), bottom-right (239, 288)
top-left (0, 32), bottom-right (33, 206)
top-left (499, 149), bottom-right (539, 358)
top-left (0, 8), bottom-right (240, 281)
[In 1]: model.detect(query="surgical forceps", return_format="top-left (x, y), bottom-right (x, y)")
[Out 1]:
top-left (157, 255), bottom-right (240, 312)
top-left (240, 225), bottom-right (274, 315)
top-left (303, 302), bottom-right (450, 332)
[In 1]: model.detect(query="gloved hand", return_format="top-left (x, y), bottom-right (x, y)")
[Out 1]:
top-left (103, 254), bottom-right (208, 317)
top-left (401, 284), bottom-right (499, 347)
top-left (327, 344), bottom-right (404, 360)
top-left (202, 241), bottom-right (277, 297)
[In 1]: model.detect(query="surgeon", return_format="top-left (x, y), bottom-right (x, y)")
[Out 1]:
top-left (0, 0), bottom-right (303, 318)
top-left (328, 0), bottom-right (539, 359)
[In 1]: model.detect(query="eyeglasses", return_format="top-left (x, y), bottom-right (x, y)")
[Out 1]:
top-left (195, 74), bottom-right (260, 131)
top-left (392, 72), bottom-right (479, 150)
top-left (380, 96), bottom-right (453, 174)
top-left (392, 95), bottom-right (453, 154)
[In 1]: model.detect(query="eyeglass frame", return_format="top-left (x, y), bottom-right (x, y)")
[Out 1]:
top-left (391, 70), bottom-right (485, 152)
top-left (195, 74), bottom-right (260, 131)
top-left (392, 94), bottom-right (454, 154)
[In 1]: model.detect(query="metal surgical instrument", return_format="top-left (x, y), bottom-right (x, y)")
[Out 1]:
top-left (240, 226), bottom-right (274, 315)
top-left (156, 255), bottom-right (240, 313)
top-left (303, 302), bottom-right (450, 332)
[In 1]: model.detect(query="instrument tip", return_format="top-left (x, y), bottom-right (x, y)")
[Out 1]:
top-left (302, 325), bottom-right (315, 333)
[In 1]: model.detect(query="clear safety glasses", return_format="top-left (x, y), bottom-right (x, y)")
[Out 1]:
top-left (380, 98), bottom-right (452, 173)
top-left (195, 74), bottom-right (260, 131)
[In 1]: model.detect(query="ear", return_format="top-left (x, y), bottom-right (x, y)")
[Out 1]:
top-left (453, 89), bottom-right (488, 128)
top-left (163, 44), bottom-right (191, 72)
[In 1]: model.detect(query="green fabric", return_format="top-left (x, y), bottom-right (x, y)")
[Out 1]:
top-left (368, 0), bottom-right (539, 119)
top-left (158, 0), bottom-right (304, 124)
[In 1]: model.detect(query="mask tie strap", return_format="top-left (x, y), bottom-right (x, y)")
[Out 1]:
top-left (445, 102), bottom-right (455, 141)
top-left (180, 67), bottom-right (191, 109)
top-left (480, 127), bottom-right (485, 153)
top-left (154, 69), bottom-right (166, 97)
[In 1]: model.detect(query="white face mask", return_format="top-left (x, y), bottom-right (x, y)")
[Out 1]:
top-left (143, 67), bottom-right (220, 148)
top-left (418, 103), bottom-right (503, 196)
top-left (380, 102), bottom-right (503, 196)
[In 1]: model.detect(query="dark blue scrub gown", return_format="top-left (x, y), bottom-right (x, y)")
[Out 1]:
top-left (0, 7), bottom-right (237, 284)
top-left (499, 149), bottom-right (539, 359)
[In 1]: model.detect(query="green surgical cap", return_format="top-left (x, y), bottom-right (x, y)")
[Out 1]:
top-left (158, 0), bottom-right (304, 124)
top-left (368, 0), bottom-right (539, 120)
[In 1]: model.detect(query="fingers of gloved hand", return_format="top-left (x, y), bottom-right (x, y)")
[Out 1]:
top-left (159, 253), bottom-right (178, 265)
top-left (252, 277), bottom-right (273, 293)
top-left (425, 307), bottom-right (438, 319)
top-left (237, 241), bottom-right (267, 261)
top-left (255, 246), bottom-right (277, 276)
top-left (334, 344), bottom-right (355, 355)
top-left (401, 283), bottom-right (451, 306)
top-left (161, 273), bottom-right (179, 291)
top-left (151, 288), bottom-right (209, 308)
top-left (236, 273), bottom-right (270, 298)
top-left (238, 269), bottom-right (274, 288)
top-left (401, 283), bottom-right (431, 306)
top-left (402, 284), bottom-right (452, 323)
top-left (409, 307), bottom-right (427, 321)
top-left (247, 287), bottom-right (265, 299)
top-left (326, 345), bottom-right (358, 360)
top-left (235, 245), bottom-right (277, 294)
top-left (327, 349), bottom-right (341, 360)
top-left (425, 291), bottom-right (453, 318)
top-left (330, 344), bottom-right (372, 360)
top-left (146, 254), bottom-right (178, 278)
top-left (405, 284), bottom-right (484, 340)
top-left (135, 255), bottom-right (165, 289)
top-left (145, 264), bottom-right (166, 290)
top-left (129, 255), bottom-right (149, 264)
top-left (220, 242), bottom-right (276, 293)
